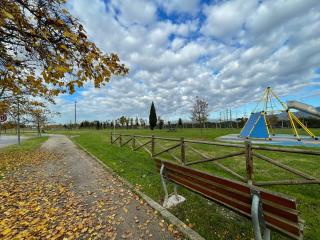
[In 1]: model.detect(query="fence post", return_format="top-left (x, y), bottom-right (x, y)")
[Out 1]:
top-left (245, 140), bottom-right (253, 184)
top-left (132, 135), bottom-right (136, 150)
top-left (151, 135), bottom-right (155, 157)
top-left (181, 137), bottom-right (186, 165)
top-left (119, 134), bottom-right (122, 146)
top-left (110, 132), bottom-right (113, 144)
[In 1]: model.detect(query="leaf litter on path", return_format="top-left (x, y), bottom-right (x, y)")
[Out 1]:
top-left (0, 138), bottom-right (184, 239)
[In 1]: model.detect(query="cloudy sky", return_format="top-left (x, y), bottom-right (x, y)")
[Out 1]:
top-left (53, 0), bottom-right (320, 124)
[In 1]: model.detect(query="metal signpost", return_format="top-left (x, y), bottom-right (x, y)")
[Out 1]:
top-left (0, 114), bottom-right (8, 136)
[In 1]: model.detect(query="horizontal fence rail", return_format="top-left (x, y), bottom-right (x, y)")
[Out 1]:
top-left (109, 133), bottom-right (319, 239)
top-left (110, 133), bottom-right (320, 187)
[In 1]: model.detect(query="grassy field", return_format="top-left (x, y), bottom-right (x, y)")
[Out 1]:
top-left (53, 128), bottom-right (320, 240)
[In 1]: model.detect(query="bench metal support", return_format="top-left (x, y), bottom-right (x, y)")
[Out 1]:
top-left (251, 190), bottom-right (271, 240)
top-left (160, 163), bottom-right (186, 208)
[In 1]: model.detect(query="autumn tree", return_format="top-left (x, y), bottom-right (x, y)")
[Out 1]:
top-left (4, 96), bottom-right (55, 141)
top-left (159, 119), bottom-right (164, 130)
top-left (125, 117), bottom-right (129, 129)
top-left (135, 117), bottom-right (139, 127)
top-left (149, 102), bottom-right (157, 130)
top-left (28, 105), bottom-right (57, 136)
top-left (139, 118), bottom-right (145, 127)
top-left (191, 96), bottom-right (208, 133)
top-left (119, 116), bottom-right (126, 127)
top-left (0, 0), bottom-right (128, 102)
top-left (130, 118), bottom-right (133, 128)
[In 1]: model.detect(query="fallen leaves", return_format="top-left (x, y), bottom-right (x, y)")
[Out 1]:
top-left (0, 145), bottom-right (184, 240)
top-left (0, 150), bottom-right (58, 177)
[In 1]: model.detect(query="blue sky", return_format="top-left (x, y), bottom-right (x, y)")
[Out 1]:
top-left (52, 0), bottom-right (320, 123)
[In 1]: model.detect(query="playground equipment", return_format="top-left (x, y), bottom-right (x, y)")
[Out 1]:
top-left (240, 87), bottom-right (319, 141)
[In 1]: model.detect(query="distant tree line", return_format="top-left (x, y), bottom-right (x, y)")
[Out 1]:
top-left (64, 115), bottom-right (320, 131)
top-left (74, 101), bottom-right (320, 131)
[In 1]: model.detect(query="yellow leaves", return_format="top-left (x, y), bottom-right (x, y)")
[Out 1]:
top-left (20, 221), bottom-right (30, 227)
top-left (26, 75), bottom-right (35, 82)
top-left (6, 65), bottom-right (15, 72)
top-left (0, 0), bottom-right (128, 99)
top-left (55, 19), bottom-right (65, 27)
top-left (63, 30), bottom-right (72, 38)
top-left (62, 9), bottom-right (69, 15)
top-left (3, 11), bottom-right (14, 20)
top-left (0, 192), bottom-right (9, 197)
top-left (56, 65), bottom-right (69, 74)
top-left (1, 228), bottom-right (12, 236)
top-left (78, 223), bottom-right (84, 230)
top-left (123, 206), bottom-right (128, 214)
top-left (188, 223), bottom-right (195, 228)
top-left (59, 44), bottom-right (68, 51)
top-left (63, 30), bottom-right (78, 42)
top-left (168, 224), bottom-right (174, 232)
top-left (28, 28), bottom-right (36, 35)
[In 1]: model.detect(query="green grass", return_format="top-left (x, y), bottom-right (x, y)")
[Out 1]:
top-left (56, 128), bottom-right (320, 240)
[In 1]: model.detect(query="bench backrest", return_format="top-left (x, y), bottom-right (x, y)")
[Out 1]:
top-left (155, 159), bottom-right (303, 240)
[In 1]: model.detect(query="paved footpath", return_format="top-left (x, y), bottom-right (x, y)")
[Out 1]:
top-left (0, 135), bottom-right (181, 239)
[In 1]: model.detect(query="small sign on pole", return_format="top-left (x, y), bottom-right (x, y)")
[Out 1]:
top-left (0, 114), bottom-right (7, 123)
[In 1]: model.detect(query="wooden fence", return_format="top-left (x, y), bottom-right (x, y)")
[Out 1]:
top-left (110, 133), bottom-right (320, 186)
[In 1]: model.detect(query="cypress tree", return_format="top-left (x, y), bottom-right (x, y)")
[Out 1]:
top-left (149, 102), bottom-right (157, 130)
top-left (178, 118), bottom-right (183, 128)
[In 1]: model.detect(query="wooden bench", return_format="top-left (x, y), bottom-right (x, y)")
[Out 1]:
top-left (155, 159), bottom-right (303, 240)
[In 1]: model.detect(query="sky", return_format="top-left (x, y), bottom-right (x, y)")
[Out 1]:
top-left (52, 0), bottom-right (320, 124)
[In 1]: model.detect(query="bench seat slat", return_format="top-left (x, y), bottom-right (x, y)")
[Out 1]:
top-left (155, 159), bottom-right (303, 240)
top-left (164, 167), bottom-right (299, 223)
top-left (166, 173), bottom-right (301, 237)
top-left (155, 159), bottom-right (297, 209)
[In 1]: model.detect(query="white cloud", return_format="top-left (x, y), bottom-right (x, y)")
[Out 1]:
top-left (201, 0), bottom-right (257, 38)
top-left (52, 0), bottom-right (320, 124)
top-left (247, 0), bottom-right (320, 34)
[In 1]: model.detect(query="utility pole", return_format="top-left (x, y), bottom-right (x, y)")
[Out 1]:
top-left (236, 112), bottom-right (239, 128)
top-left (226, 109), bottom-right (228, 128)
top-left (230, 108), bottom-right (233, 128)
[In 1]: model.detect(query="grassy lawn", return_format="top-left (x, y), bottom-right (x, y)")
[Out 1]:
top-left (56, 128), bottom-right (319, 240)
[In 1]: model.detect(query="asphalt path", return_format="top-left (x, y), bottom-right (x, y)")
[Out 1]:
top-left (0, 135), bottom-right (30, 149)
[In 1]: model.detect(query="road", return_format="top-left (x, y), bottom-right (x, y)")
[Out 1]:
top-left (0, 135), bottom-right (30, 149)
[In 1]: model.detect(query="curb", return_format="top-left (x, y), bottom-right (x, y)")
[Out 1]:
top-left (73, 141), bottom-right (205, 240)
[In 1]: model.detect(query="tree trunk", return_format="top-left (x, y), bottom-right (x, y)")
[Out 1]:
top-left (37, 120), bottom-right (41, 137)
